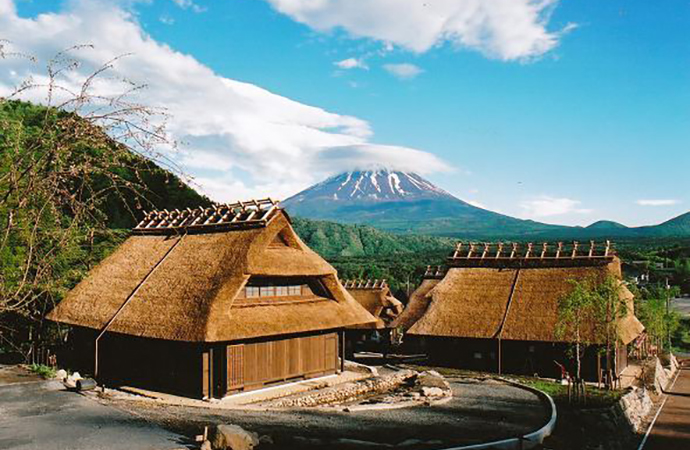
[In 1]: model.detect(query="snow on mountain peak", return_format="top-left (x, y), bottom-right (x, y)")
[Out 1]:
top-left (286, 169), bottom-right (453, 204)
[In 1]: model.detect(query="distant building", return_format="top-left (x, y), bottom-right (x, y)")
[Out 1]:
top-left (399, 242), bottom-right (645, 380)
top-left (48, 199), bottom-right (375, 398)
top-left (343, 279), bottom-right (404, 353)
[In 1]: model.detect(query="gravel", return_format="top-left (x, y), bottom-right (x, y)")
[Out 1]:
top-left (114, 378), bottom-right (549, 450)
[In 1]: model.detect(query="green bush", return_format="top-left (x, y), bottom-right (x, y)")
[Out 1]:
top-left (28, 363), bottom-right (56, 379)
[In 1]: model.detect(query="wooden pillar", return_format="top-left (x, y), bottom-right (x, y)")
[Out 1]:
top-left (340, 330), bottom-right (345, 373)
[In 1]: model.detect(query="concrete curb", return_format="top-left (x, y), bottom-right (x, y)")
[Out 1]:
top-left (438, 378), bottom-right (557, 450)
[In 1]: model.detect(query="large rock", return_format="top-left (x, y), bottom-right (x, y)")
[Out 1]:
top-left (421, 387), bottom-right (445, 398)
top-left (212, 424), bottom-right (259, 450)
top-left (416, 371), bottom-right (451, 390)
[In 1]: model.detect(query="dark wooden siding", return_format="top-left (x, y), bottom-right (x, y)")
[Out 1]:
top-left (223, 332), bottom-right (339, 395)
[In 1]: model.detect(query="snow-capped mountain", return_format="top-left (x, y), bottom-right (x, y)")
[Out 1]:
top-left (288, 170), bottom-right (454, 203)
top-left (281, 170), bottom-right (567, 237)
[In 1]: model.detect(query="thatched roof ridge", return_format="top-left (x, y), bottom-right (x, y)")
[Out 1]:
top-left (408, 257), bottom-right (644, 345)
top-left (447, 241), bottom-right (615, 269)
top-left (48, 209), bottom-right (375, 341)
top-left (343, 279), bottom-right (403, 329)
top-left (134, 198), bottom-right (279, 235)
top-left (343, 279), bottom-right (388, 290)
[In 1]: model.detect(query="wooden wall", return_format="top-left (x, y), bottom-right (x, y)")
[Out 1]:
top-left (424, 337), bottom-right (627, 381)
top-left (203, 332), bottom-right (339, 398)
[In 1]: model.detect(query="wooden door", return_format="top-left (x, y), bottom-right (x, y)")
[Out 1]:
top-left (202, 350), bottom-right (210, 398)
top-left (324, 333), bottom-right (337, 372)
top-left (227, 344), bottom-right (244, 391)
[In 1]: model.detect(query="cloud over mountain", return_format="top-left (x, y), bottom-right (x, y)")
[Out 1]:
top-left (0, 0), bottom-right (447, 202)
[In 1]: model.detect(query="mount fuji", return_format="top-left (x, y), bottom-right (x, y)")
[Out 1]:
top-left (281, 170), bottom-right (567, 237)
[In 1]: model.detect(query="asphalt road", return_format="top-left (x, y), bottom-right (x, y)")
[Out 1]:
top-left (642, 361), bottom-right (690, 450)
top-left (672, 297), bottom-right (690, 317)
top-left (115, 378), bottom-right (549, 450)
top-left (0, 379), bottom-right (186, 450)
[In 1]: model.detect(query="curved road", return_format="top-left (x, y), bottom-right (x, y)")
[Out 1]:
top-left (117, 378), bottom-right (549, 449)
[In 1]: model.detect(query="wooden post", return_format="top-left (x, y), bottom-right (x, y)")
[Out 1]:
top-left (497, 337), bottom-right (502, 375)
top-left (340, 330), bottom-right (345, 373)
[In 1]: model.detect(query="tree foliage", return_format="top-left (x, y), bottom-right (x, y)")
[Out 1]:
top-left (0, 45), bottom-right (207, 358)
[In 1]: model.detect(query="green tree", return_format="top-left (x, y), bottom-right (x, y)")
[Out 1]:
top-left (635, 283), bottom-right (681, 353)
top-left (557, 275), bottom-right (628, 390)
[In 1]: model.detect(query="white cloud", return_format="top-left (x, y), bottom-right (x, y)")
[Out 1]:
top-left (313, 144), bottom-right (449, 175)
top-left (383, 63), bottom-right (423, 80)
top-left (334, 57), bottom-right (367, 70)
top-left (520, 196), bottom-right (592, 218)
top-left (466, 199), bottom-right (486, 209)
top-left (159, 14), bottom-right (175, 25)
top-left (265, 0), bottom-right (569, 61)
top-left (171, 0), bottom-right (205, 13)
top-left (0, 0), bottom-right (449, 202)
top-left (636, 199), bottom-right (681, 207)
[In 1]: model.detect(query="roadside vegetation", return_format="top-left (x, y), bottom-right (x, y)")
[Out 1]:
top-left (27, 363), bottom-right (56, 379)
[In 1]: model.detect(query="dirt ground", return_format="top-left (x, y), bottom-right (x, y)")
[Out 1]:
top-left (111, 377), bottom-right (549, 450)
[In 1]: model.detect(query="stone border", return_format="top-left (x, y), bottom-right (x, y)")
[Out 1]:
top-left (438, 378), bottom-right (557, 450)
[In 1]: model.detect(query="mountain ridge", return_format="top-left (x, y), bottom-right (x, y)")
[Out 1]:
top-left (283, 169), bottom-right (690, 239)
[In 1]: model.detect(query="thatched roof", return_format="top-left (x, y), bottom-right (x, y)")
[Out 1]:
top-left (343, 280), bottom-right (404, 329)
top-left (390, 278), bottom-right (439, 331)
top-left (408, 246), bottom-right (644, 345)
top-left (47, 204), bottom-right (376, 342)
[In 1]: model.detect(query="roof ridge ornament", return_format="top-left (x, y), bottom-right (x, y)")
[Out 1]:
top-left (134, 198), bottom-right (281, 235)
top-left (343, 278), bottom-right (389, 290)
top-left (447, 241), bottom-right (616, 268)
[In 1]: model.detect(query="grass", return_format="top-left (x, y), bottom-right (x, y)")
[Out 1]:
top-left (515, 378), bottom-right (625, 408)
top-left (672, 317), bottom-right (690, 354)
top-left (28, 363), bottom-right (56, 379)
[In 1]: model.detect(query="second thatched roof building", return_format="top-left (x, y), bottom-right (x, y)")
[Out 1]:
top-left (398, 242), bottom-right (645, 380)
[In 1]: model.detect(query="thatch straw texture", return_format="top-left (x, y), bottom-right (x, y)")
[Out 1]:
top-left (47, 211), bottom-right (375, 341)
top-left (407, 258), bottom-right (644, 345)
top-left (390, 279), bottom-right (439, 330)
top-left (407, 268), bottom-right (518, 338)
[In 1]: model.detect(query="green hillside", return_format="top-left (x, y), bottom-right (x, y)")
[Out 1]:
top-left (0, 100), bottom-right (209, 358)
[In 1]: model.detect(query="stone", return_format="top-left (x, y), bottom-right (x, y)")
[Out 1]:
top-left (212, 424), bottom-right (260, 450)
top-left (416, 371), bottom-right (451, 390)
top-left (421, 387), bottom-right (445, 398)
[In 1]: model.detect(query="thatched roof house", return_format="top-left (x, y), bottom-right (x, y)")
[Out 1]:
top-left (48, 199), bottom-right (375, 398)
top-left (343, 279), bottom-right (404, 329)
top-left (405, 242), bottom-right (645, 379)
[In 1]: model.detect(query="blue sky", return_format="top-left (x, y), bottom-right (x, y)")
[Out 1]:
top-left (4, 0), bottom-right (690, 227)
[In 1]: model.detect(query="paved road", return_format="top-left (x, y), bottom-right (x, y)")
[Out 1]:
top-left (672, 297), bottom-right (690, 317)
top-left (0, 379), bottom-right (186, 450)
top-left (115, 378), bottom-right (549, 450)
top-left (642, 361), bottom-right (690, 450)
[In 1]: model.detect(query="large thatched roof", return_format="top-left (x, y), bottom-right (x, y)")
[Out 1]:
top-left (407, 243), bottom-right (644, 345)
top-left (343, 280), bottom-right (404, 329)
top-left (47, 202), bottom-right (375, 342)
